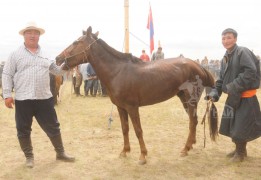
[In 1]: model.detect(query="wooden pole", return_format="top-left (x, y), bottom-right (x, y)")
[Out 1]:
top-left (158, 40), bottom-right (161, 48)
top-left (124, 0), bottom-right (129, 53)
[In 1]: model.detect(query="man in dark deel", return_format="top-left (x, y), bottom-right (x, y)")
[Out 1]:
top-left (206, 28), bottom-right (261, 162)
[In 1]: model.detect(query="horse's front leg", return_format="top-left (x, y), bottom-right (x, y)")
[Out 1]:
top-left (181, 104), bottom-right (198, 157)
top-left (117, 106), bottom-right (130, 157)
top-left (128, 107), bottom-right (147, 165)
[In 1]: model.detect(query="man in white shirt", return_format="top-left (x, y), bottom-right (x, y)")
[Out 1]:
top-left (2, 22), bottom-right (75, 168)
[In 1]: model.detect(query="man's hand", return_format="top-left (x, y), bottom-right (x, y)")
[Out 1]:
top-left (204, 89), bottom-right (219, 102)
top-left (5, 97), bottom-right (14, 108)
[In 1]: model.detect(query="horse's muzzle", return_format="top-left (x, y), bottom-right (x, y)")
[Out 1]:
top-left (55, 56), bottom-right (64, 66)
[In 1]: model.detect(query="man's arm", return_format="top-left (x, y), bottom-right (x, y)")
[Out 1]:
top-left (2, 54), bottom-right (15, 99)
top-left (49, 60), bottom-right (70, 75)
top-left (226, 49), bottom-right (257, 94)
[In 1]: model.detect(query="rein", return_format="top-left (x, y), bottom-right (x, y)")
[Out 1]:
top-left (63, 38), bottom-right (99, 69)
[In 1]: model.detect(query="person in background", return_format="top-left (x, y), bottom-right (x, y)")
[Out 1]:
top-left (72, 65), bottom-right (82, 96)
top-left (1, 22), bottom-right (75, 168)
top-left (86, 63), bottom-right (98, 97)
top-left (72, 67), bottom-right (77, 93)
top-left (80, 62), bottom-right (89, 96)
top-left (151, 47), bottom-right (164, 61)
top-left (100, 80), bottom-right (107, 97)
top-left (201, 56), bottom-right (209, 70)
top-left (139, 49), bottom-right (150, 62)
top-left (206, 28), bottom-right (261, 162)
top-left (74, 64), bottom-right (83, 96)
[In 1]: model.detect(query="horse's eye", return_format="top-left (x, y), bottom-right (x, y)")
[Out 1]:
top-left (73, 41), bottom-right (78, 45)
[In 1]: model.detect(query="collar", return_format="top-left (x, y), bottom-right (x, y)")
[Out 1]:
top-left (226, 44), bottom-right (237, 55)
top-left (23, 43), bottom-right (41, 54)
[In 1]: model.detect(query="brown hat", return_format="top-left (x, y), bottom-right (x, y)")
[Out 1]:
top-left (19, 21), bottom-right (45, 35)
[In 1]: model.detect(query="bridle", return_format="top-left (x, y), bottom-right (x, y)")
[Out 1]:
top-left (62, 38), bottom-right (99, 69)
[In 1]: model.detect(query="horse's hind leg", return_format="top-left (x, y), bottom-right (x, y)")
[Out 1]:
top-left (177, 91), bottom-right (198, 156)
top-left (117, 106), bottom-right (131, 157)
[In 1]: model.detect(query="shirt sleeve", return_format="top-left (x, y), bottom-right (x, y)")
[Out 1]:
top-left (49, 61), bottom-right (66, 75)
top-left (2, 53), bottom-right (16, 98)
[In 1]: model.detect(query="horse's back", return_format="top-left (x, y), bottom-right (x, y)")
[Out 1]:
top-left (151, 57), bottom-right (215, 87)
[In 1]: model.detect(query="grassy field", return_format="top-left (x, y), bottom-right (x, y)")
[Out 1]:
top-left (0, 81), bottom-right (261, 180)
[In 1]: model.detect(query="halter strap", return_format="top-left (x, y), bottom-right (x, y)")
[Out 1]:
top-left (63, 38), bottom-right (99, 69)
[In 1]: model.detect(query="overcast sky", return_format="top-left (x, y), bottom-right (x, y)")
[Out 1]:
top-left (0, 0), bottom-right (260, 62)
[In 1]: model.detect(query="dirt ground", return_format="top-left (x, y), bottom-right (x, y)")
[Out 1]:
top-left (0, 82), bottom-right (261, 180)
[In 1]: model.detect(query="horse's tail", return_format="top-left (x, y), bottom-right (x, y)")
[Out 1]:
top-left (208, 102), bottom-right (218, 141)
top-left (201, 67), bottom-right (219, 141)
top-left (201, 100), bottom-right (219, 142)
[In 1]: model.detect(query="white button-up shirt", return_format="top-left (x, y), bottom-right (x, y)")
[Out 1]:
top-left (2, 44), bottom-right (65, 100)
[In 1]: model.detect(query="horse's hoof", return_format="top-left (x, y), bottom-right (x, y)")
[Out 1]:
top-left (180, 151), bottom-right (188, 157)
top-left (119, 152), bottom-right (127, 158)
top-left (138, 159), bottom-right (146, 165)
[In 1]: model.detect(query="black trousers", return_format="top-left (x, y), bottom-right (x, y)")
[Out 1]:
top-left (86, 79), bottom-right (98, 96)
top-left (15, 97), bottom-right (61, 138)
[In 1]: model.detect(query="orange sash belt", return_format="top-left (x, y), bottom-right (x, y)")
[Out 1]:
top-left (241, 89), bottom-right (257, 98)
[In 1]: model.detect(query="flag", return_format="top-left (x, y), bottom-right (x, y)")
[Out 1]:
top-left (147, 5), bottom-right (154, 54)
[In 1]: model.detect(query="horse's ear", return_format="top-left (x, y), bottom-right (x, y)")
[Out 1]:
top-left (82, 30), bottom-right (86, 35)
top-left (87, 26), bottom-right (92, 36)
top-left (94, 31), bottom-right (99, 37)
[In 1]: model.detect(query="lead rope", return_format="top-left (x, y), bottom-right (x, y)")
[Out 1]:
top-left (201, 99), bottom-right (211, 148)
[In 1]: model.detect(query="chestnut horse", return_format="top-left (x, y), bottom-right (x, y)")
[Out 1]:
top-left (56, 26), bottom-right (218, 164)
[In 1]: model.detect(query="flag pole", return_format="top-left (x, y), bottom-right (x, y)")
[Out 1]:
top-left (124, 0), bottom-right (129, 53)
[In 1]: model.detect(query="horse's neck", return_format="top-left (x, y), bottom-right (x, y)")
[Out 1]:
top-left (89, 45), bottom-right (123, 83)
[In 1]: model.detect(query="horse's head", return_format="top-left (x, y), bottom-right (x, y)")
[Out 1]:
top-left (56, 26), bottom-right (99, 70)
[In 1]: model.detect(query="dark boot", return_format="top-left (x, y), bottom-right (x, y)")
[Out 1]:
top-left (226, 149), bottom-right (236, 158)
top-left (18, 137), bottom-right (34, 168)
top-left (84, 90), bottom-right (88, 96)
top-left (227, 145), bottom-right (247, 158)
top-left (230, 142), bottom-right (247, 162)
top-left (92, 90), bottom-right (97, 97)
top-left (75, 87), bottom-right (79, 96)
top-left (75, 87), bottom-right (82, 96)
top-left (49, 134), bottom-right (75, 162)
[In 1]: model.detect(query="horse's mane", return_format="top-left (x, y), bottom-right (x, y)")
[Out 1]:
top-left (96, 38), bottom-right (144, 64)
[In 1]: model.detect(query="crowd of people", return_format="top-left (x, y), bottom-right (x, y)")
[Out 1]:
top-left (70, 63), bottom-right (107, 97)
top-left (139, 47), bottom-right (222, 80)
top-left (195, 56), bottom-right (221, 80)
